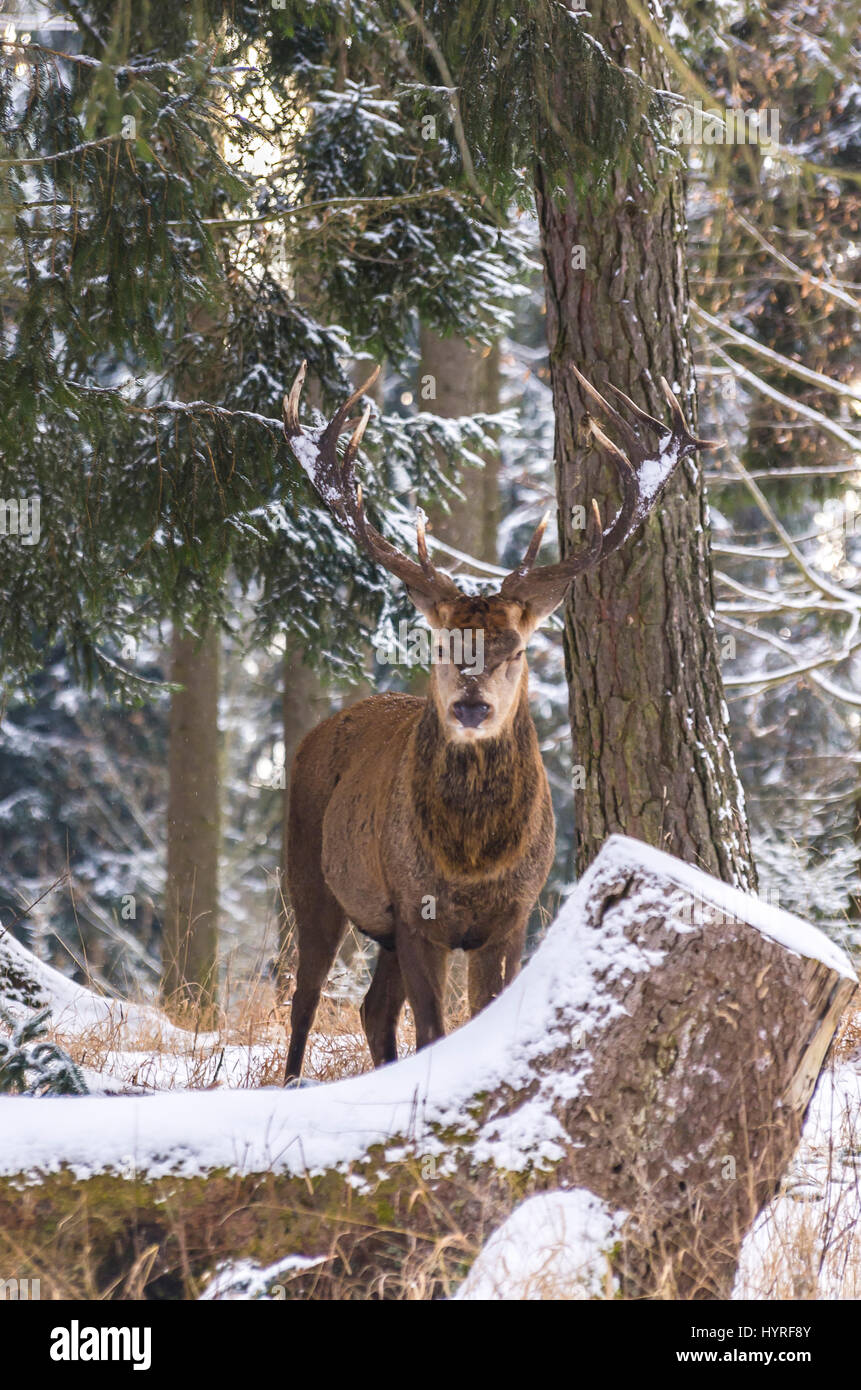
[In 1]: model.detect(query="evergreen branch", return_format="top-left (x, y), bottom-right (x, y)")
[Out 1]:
top-left (91, 646), bottom-right (171, 693)
top-left (0, 133), bottom-right (124, 167)
top-left (0, 38), bottom-right (103, 67)
top-left (168, 187), bottom-right (468, 229)
top-left (395, 0), bottom-right (500, 223)
top-left (62, 0), bottom-right (107, 50)
top-left (0, 37), bottom-right (233, 80)
top-left (625, 0), bottom-right (861, 190)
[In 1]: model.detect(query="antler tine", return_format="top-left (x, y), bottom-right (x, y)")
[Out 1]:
top-left (659, 377), bottom-right (717, 450)
top-left (583, 498), bottom-right (604, 564)
top-left (498, 510), bottom-right (551, 593)
top-left (499, 365), bottom-right (713, 614)
top-left (570, 363), bottom-right (640, 455)
top-left (568, 497), bottom-right (604, 573)
top-left (341, 405), bottom-right (372, 484)
top-left (520, 510), bottom-right (551, 572)
top-left (658, 375), bottom-right (688, 438)
top-left (499, 499), bottom-right (603, 601)
top-left (283, 359), bottom-right (308, 436)
top-left (604, 381), bottom-right (668, 437)
top-left (283, 361), bottom-right (459, 603)
top-left (586, 416), bottom-right (637, 477)
top-left (586, 417), bottom-right (641, 551)
top-left (415, 507), bottom-right (437, 581)
top-left (319, 365), bottom-right (381, 452)
top-left (354, 481), bottom-right (369, 544)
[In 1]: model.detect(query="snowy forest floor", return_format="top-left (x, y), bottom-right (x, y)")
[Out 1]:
top-left (2, 885), bottom-right (860, 1301)
top-left (24, 958), bottom-right (861, 1300)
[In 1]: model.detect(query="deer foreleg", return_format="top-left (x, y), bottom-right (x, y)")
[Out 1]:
top-left (396, 929), bottom-right (449, 1051)
top-left (360, 947), bottom-right (406, 1067)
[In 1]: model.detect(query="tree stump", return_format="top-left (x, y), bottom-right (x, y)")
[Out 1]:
top-left (0, 835), bottom-right (854, 1299)
top-left (541, 838), bottom-right (856, 1296)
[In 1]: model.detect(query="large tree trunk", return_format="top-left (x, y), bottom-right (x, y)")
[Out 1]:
top-left (162, 626), bottom-right (220, 1023)
top-left (2, 836), bottom-right (852, 1299)
top-left (534, 0), bottom-right (755, 889)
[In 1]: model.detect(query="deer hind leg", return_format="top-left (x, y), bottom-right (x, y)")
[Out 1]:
top-left (284, 887), bottom-right (346, 1083)
top-left (360, 946), bottom-right (406, 1068)
top-left (467, 924), bottom-right (527, 1018)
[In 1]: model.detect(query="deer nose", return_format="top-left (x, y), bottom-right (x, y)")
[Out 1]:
top-left (453, 700), bottom-right (491, 728)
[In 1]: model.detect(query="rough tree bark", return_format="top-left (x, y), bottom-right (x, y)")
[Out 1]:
top-left (162, 626), bottom-right (220, 1022)
top-left (535, 0), bottom-right (755, 887)
top-left (1, 836), bottom-right (852, 1298)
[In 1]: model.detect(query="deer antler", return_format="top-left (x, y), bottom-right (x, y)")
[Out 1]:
top-left (500, 366), bottom-right (715, 611)
top-left (283, 362), bottom-right (460, 603)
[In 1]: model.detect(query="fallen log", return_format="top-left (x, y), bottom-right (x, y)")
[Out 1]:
top-left (0, 835), bottom-right (854, 1299)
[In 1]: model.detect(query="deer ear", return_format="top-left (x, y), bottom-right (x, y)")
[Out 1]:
top-left (516, 582), bottom-right (571, 633)
top-left (407, 589), bottom-right (441, 625)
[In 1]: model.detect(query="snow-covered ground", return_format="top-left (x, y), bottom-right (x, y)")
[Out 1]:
top-left (734, 1061), bottom-right (861, 1299)
top-left (199, 1254), bottom-right (328, 1301)
top-left (1, 835), bottom-right (858, 1299)
top-left (0, 917), bottom-right (365, 1091)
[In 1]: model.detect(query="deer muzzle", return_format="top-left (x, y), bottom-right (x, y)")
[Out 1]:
top-left (452, 699), bottom-right (491, 728)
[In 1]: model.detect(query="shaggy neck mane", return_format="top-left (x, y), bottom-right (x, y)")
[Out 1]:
top-left (411, 685), bottom-right (541, 877)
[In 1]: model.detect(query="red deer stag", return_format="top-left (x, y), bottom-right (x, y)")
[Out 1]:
top-left (281, 362), bottom-right (713, 1080)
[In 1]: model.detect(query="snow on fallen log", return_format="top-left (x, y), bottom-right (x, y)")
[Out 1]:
top-left (0, 834), bottom-right (854, 1299)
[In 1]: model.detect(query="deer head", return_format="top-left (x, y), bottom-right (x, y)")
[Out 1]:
top-left (283, 362), bottom-right (713, 743)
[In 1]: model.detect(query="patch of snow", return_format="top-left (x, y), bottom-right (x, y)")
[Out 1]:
top-left (0, 927), bottom-right (194, 1045)
top-left (199, 1253), bottom-right (327, 1301)
top-left (735, 1060), bottom-right (861, 1299)
top-left (596, 836), bottom-right (855, 980)
top-left (454, 1190), bottom-right (627, 1300)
